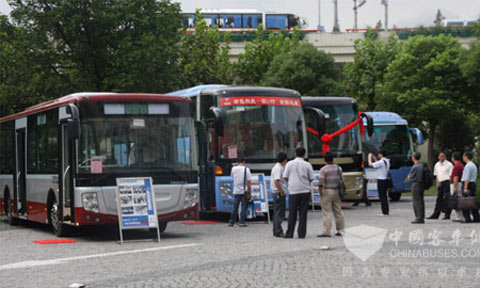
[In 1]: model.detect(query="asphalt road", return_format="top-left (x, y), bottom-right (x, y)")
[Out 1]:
top-left (1, 196), bottom-right (480, 288)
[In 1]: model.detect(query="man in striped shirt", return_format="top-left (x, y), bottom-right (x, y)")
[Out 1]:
top-left (318, 152), bottom-right (345, 237)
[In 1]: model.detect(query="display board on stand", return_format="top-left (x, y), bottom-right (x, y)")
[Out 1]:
top-left (246, 174), bottom-right (270, 223)
top-left (115, 177), bottom-right (160, 244)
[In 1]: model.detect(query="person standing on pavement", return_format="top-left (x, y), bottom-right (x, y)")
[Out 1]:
top-left (450, 152), bottom-right (465, 222)
top-left (461, 152), bottom-right (479, 223)
top-left (368, 149), bottom-right (390, 216)
top-left (271, 152), bottom-right (288, 238)
top-left (427, 152), bottom-right (453, 220)
top-left (228, 157), bottom-right (252, 227)
top-left (318, 152), bottom-right (345, 237)
top-left (408, 152), bottom-right (425, 224)
top-left (283, 147), bottom-right (314, 239)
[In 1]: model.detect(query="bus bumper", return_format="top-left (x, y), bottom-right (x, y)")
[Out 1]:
top-left (74, 203), bottom-right (199, 226)
top-left (342, 172), bottom-right (364, 201)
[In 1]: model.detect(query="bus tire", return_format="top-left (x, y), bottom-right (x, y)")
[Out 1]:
top-left (47, 194), bottom-right (69, 237)
top-left (4, 191), bottom-right (18, 226)
top-left (159, 222), bottom-right (167, 233)
top-left (390, 193), bottom-right (401, 202)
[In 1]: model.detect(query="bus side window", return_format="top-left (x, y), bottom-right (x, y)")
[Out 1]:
top-left (0, 121), bottom-right (14, 174)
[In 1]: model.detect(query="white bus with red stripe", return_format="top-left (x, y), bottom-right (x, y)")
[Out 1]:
top-left (0, 93), bottom-right (201, 236)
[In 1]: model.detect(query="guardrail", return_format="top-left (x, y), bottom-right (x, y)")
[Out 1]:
top-left (182, 29), bottom-right (324, 42)
top-left (345, 26), bottom-right (475, 39)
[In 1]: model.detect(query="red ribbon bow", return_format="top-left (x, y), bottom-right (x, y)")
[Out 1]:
top-left (320, 112), bottom-right (366, 155)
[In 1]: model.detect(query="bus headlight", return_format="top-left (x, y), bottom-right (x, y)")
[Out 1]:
top-left (355, 176), bottom-right (363, 189)
top-left (184, 189), bottom-right (198, 209)
top-left (219, 182), bottom-right (232, 198)
top-left (81, 192), bottom-right (99, 213)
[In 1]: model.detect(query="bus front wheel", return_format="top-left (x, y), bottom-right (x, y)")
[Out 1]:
top-left (47, 196), bottom-right (69, 237)
top-left (390, 193), bottom-right (402, 202)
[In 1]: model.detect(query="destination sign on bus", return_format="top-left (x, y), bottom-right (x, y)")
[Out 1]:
top-left (220, 96), bottom-right (301, 107)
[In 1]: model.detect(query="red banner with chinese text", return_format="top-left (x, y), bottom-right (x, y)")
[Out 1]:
top-left (220, 96), bottom-right (301, 107)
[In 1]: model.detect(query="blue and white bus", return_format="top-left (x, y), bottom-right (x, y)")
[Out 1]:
top-left (168, 85), bottom-right (306, 213)
top-left (362, 112), bottom-right (424, 201)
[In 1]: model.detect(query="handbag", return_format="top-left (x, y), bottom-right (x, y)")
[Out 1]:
top-left (457, 195), bottom-right (477, 211)
top-left (447, 194), bottom-right (459, 210)
top-left (337, 166), bottom-right (346, 199)
top-left (243, 166), bottom-right (251, 201)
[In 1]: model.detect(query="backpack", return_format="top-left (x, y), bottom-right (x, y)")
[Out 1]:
top-left (422, 165), bottom-right (434, 190)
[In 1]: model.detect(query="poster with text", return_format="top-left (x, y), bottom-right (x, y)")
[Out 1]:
top-left (116, 177), bottom-right (158, 229)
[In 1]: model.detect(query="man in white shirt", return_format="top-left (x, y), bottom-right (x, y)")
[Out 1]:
top-left (368, 149), bottom-right (391, 216)
top-left (427, 152), bottom-right (454, 220)
top-left (271, 152), bottom-right (288, 238)
top-left (228, 157), bottom-right (252, 227)
top-left (283, 147), bottom-right (314, 239)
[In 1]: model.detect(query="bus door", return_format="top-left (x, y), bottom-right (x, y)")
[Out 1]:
top-left (15, 128), bottom-right (27, 216)
top-left (58, 122), bottom-right (74, 222)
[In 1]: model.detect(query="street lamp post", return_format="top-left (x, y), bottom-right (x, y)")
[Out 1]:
top-left (353, 0), bottom-right (367, 30)
top-left (381, 0), bottom-right (389, 31)
top-left (318, 0), bottom-right (321, 28)
top-left (333, 0), bottom-right (340, 32)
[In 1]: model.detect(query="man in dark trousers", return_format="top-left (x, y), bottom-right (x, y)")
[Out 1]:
top-left (283, 147), bottom-right (314, 239)
top-left (408, 152), bottom-right (425, 224)
top-left (368, 149), bottom-right (390, 216)
top-left (270, 152), bottom-right (288, 238)
top-left (461, 151), bottom-right (479, 223)
top-left (228, 157), bottom-right (252, 227)
top-left (427, 152), bottom-right (453, 219)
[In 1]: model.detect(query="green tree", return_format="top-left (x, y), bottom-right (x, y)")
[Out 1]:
top-left (8, 0), bottom-right (183, 94)
top-left (343, 31), bottom-right (398, 110)
top-left (178, 10), bottom-right (232, 87)
top-left (435, 112), bottom-right (475, 156)
top-left (460, 20), bottom-right (480, 109)
top-left (235, 26), bottom-right (301, 85)
top-left (0, 15), bottom-right (68, 116)
top-left (261, 43), bottom-right (344, 96)
top-left (377, 35), bottom-right (468, 168)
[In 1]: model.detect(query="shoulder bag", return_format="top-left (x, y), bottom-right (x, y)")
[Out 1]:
top-left (243, 166), bottom-right (251, 201)
top-left (337, 165), bottom-right (346, 199)
top-left (383, 159), bottom-right (393, 190)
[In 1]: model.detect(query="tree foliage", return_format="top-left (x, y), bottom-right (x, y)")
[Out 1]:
top-left (261, 43), bottom-right (344, 96)
top-left (376, 35), bottom-right (467, 167)
top-left (178, 10), bottom-right (232, 87)
top-left (8, 0), bottom-right (183, 94)
top-left (343, 30), bottom-right (398, 110)
top-left (235, 26), bottom-right (301, 85)
top-left (0, 15), bottom-right (67, 116)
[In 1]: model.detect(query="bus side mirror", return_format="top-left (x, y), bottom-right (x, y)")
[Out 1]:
top-left (410, 128), bottom-right (424, 145)
top-left (304, 107), bottom-right (326, 138)
top-left (360, 113), bottom-right (374, 136)
top-left (66, 104), bottom-right (80, 140)
top-left (209, 107), bottom-right (224, 137)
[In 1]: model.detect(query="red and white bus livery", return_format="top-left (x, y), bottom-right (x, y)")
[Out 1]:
top-left (0, 93), bottom-right (200, 236)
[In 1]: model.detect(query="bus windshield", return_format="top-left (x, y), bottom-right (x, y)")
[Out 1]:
top-left (78, 108), bottom-right (194, 174)
top-left (307, 104), bottom-right (361, 157)
top-left (219, 103), bottom-right (303, 160)
top-left (363, 125), bottom-right (413, 158)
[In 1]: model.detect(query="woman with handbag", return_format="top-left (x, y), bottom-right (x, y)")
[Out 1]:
top-left (318, 152), bottom-right (345, 237)
top-left (459, 152), bottom-right (479, 223)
